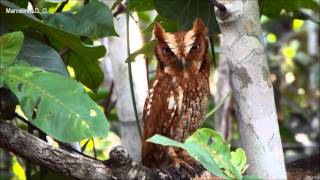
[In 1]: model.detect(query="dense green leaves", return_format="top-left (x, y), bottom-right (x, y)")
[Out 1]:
top-left (0, 0), bottom-right (106, 90)
top-left (1, 64), bottom-right (109, 142)
top-left (18, 37), bottom-right (68, 76)
top-left (147, 128), bottom-right (248, 179)
top-left (260, 0), bottom-right (319, 20)
top-left (130, 0), bottom-right (155, 11)
top-left (154, 0), bottom-right (220, 35)
top-left (43, 0), bottom-right (117, 39)
top-left (0, 31), bottom-right (24, 69)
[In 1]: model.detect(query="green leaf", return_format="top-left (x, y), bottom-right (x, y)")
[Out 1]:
top-left (184, 142), bottom-right (228, 178)
top-left (0, 0), bottom-right (106, 90)
top-left (154, 0), bottom-right (220, 34)
top-left (17, 37), bottom-right (68, 76)
top-left (0, 31), bottom-right (24, 69)
top-left (43, 0), bottom-right (117, 39)
top-left (130, 0), bottom-right (155, 11)
top-left (147, 128), bottom-right (248, 179)
top-left (230, 149), bottom-right (248, 174)
top-left (261, 0), bottom-right (319, 20)
top-left (147, 134), bottom-right (184, 148)
top-left (66, 51), bottom-right (104, 89)
top-left (8, 0), bottom-right (28, 8)
top-left (126, 40), bottom-right (156, 62)
top-left (2, 64), bottom-right (109, 142)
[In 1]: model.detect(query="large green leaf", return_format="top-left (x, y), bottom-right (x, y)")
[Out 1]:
top-left (1, 64), bottom-right (109, 142)
top-left (0, 31), bottom-right (24, 69)
top-left (43, 0), bottom-right (117, 39)
top-left (147, 128), bottom-right (248, 179)
top-left (154, 0), bottom-right (220, 35)
top-left (147, 134), bottom-right (184, 148)
top-left (130, 0), bottom-right (155, 11)
top-left (0, 0), bottom-right (106, 90)
top-left (17, 37), bottom-right (68, 76)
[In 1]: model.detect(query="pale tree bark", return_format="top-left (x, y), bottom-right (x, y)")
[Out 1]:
top-left (214, 0), bottom-right (287, 179)
top-left (101, 1), bottom-right (148, 161)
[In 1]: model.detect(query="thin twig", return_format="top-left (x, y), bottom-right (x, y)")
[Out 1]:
top-left (205, 91), bottom-right (232, 120)
top-left (145, 57), bottom-right (150, 90)
top-left (126, 0), bottom-right (143, 140)
top-left (59, 47), bottom-right (71, 57)
top-left (209, 36), bottom-right (217, 68)
top-left (104, 82), bottom-right (114, 116)
top-left (92, 138), bottom-right (97, 159)
top-left (55, 0), bottom-right (69, 13)
top-left (209, 0), bottom-right (226, 12)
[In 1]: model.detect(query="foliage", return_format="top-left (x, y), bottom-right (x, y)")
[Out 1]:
top-left (147, 128), bottom-right (249, 179)
top-left (43, 0), bottom-right (117, 39)
top-left (1, 0), bottom-right (319, 179)
top-left (154, 0), bottom-right (220, 35)
top-left (0, 0), bottom-right (117, 142)
top-left (0, 0), bottom-right (108, 90)
top-left (0, 31), bottom-right (23, 69)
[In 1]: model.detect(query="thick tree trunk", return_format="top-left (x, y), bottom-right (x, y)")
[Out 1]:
top-left (101, 6), bottom-right (148, 161)
top-left (214, 0), bottom-right (287, 179)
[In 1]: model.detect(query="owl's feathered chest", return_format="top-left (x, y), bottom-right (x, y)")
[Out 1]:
top-left (144, 73), bottom-right (209, 142)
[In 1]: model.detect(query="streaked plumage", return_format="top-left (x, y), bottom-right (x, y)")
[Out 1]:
top-left (142, 19), bottom-right (210, 169)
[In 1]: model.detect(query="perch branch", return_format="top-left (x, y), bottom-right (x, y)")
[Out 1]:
top-left (0, 121), bottom-right (151, 179)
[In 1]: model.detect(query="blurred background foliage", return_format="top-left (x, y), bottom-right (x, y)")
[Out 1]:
top-left (0, 0), bottom-right (319, 179)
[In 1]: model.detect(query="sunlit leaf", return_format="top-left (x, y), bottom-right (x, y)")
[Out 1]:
top-left (2, 64), bottom-right (109, 142)
top-left (0, 31), bottom-right (24, 69)
top-left (147, 128), bottom-right (249, 179)
top-left (43, 0), bottom-right (117, 39)
top-left (0, 0), bottom-right (106, 90)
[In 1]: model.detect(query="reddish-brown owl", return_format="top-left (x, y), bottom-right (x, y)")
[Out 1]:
top-left (142, 18), bottom-right (210, 171)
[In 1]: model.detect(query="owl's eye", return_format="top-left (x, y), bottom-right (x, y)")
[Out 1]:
top-left (191, 44), bottom-right (200, 50)
top-left (163, 47), bottom-right (173, 55)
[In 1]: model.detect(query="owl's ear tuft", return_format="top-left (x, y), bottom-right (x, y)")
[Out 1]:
top-left (154, 23), bottom-right (166, 41)
top-left (192, 18), bottom-right (208, 35)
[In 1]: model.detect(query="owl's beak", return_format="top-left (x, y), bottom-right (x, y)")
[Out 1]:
top-left (178, 58), bottom-right (187, 69)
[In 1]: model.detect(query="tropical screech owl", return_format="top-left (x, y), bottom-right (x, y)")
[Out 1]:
top-left (142, 18), bottom-right (210, 171)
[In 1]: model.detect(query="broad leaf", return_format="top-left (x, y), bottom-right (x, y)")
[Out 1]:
top-left (154, 0), bottom-right (220, 35)
top-left (0, 31), bottom-right (24, 69)
top-left (43, 0), bottom-right (117, 39)
top-left (2, 64), bottom-right (109, 142)
top-left (147, 128), bottom-right (249, 179)
top-left (130, 0), bottom-right (155, 11)
top-left (0, 0), bottom-right (106, 90)
top-left (18, 37), bottom-right (68, 76)
top-left (147, 134), bottom-right (184, 148)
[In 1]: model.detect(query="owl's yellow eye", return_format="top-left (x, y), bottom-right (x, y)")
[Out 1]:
top-left (191, 44), bottom-right (200, 50)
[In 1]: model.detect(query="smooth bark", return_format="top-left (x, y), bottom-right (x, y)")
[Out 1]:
top-left (214, 0), bottom-right (287, 179)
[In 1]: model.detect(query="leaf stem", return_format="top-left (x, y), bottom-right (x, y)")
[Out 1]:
top-left (205, 91), bottom-right (232, 120)
top-left (126, 0), bottom-right (142, 140)
top-left (209, 36), bottom-right (217, 68)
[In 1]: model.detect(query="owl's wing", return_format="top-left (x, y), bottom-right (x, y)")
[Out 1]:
top-left (142, 76), bottom-right (177, 165)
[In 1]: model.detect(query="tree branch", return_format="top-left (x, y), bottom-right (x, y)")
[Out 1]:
top-left (0, 121), bottom-right (151, 179)
top-left (0, 121), bottom-right (216, 179)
